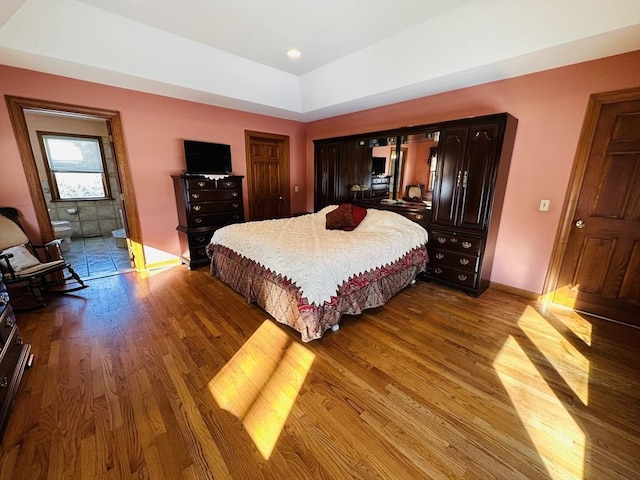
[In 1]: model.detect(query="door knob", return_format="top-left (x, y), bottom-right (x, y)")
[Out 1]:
top-left (575, 219), bottom-right (585, 229)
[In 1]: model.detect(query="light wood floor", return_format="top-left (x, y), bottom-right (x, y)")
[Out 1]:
top-left (1, 266), bottom-right (638, 479)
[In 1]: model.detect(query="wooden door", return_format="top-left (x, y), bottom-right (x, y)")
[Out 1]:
top-left (456, 123), bottom-right (500, 230)
top-left (245, 131), bottom-right (290, 221)
top-left (431, 126), bottom-right (467, 227)
top-left (551, 89), bottom-right (640, 325)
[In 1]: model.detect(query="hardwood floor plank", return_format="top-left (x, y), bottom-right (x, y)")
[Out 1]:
top-left (1, 267), bottom-right (639, 479)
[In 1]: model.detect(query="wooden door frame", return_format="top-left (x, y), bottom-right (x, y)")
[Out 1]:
top-left (4, 95), bottom-right (145, 271)
top-left (541, 87), bottom-right (640, 305)
top-left (244, 130), bottom-right (290, 220)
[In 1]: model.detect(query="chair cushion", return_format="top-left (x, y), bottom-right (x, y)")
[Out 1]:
top-left (0, 215), bottom-right (30, 251)
top-left (16, 260), bottom-right (65, 276)
top-left (0, 245), bottom-right (40, 272)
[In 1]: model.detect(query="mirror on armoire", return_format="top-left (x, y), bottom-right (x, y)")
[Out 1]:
top-left (367, 130), bottom-right (439, 205)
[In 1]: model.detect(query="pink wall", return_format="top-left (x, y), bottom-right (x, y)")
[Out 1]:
top-left (0, 66), bottom-right (307, 266)
top-left (305, 51), bottom-right (640, 294)
top-left (2, 52), bottom-right (638, 291)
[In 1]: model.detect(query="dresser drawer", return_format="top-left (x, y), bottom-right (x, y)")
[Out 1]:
top-left (428, 248), bottom-right (478, 273)
top-left (425, 265), bottom-right (478, 288)
top-left (370, 189), bottom-right (389, 199)
top-left (186, 178), bottom-right (243, 191)
top-left (429, 229), bottom-right (482, 255)
top-left (188, 242), bottom-right (211, 262)
top-left (186, 189), bottom-right (242, 203)
top-left (402, 211), bottom-right (429, 229)
top-left (0, 327), bottom-right (23, 407)
top-left (187, 229), bottom-right (215, 248)
top-left (1, 305), bottom-right (15, 348)
top-left (188, 200), bottom-right (243, 215)
top-left (187, 211), bottom-right (244, 229)
top-left (372, 176), bottom-right (390, 185)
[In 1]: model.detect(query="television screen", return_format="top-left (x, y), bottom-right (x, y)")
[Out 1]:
top-left (372, 156), bottom-right (386, 175)
top-left (184, 140), bottom-right (232, 174)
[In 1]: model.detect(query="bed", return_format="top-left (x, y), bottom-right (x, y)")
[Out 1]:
top-left (206, 205), bottom-right (428, 342)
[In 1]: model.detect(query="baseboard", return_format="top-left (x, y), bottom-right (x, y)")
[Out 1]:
top-left (144, 258), bottom-right (182, 271)
top-left (489, 281), bottom-right (540, 301)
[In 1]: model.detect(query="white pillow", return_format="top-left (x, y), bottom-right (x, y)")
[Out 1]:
top-left (0, 245), bottom-right (40, 272)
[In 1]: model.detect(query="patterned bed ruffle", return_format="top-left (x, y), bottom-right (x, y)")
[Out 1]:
top-left (206, 243), bottom-right (428, 342)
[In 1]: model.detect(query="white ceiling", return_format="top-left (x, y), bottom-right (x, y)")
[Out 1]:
top-left (1, 0), bottom-right (639, 122)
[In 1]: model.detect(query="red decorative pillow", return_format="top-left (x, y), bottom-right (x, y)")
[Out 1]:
top-left (342, 204), bottom-right (367, 231)
top-left (326, 204), bottom-right (355, 230)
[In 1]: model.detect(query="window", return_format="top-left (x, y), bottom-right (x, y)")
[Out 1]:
top-left (38, 132), bottom-right (111, 201)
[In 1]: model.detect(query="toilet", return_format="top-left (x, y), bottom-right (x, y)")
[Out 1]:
top-left (51, 220), bottom-right (73, 252)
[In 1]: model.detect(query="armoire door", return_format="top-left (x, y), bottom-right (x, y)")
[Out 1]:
top-left (431, 126), bottom-right (467, 227)
top-left (314, 143), bottom-right (339, 210)
top-left (552, 90), bottom-right (640, 325)
top-left (456, 123), bottom-right (501, 230)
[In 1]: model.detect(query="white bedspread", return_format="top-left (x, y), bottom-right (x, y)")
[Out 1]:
top-left (210, 206), bottom-right (428, 306)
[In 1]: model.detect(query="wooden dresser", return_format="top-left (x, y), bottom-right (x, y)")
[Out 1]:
top-left (172, 175), bottom-right (245, 269)
top-left (0, 284), bottom-right (32, 439)
top-left (369, 176), bottom-right (391, 199)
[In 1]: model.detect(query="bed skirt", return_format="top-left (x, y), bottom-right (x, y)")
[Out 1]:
top-left (207, 244), bottom-right (428, 342)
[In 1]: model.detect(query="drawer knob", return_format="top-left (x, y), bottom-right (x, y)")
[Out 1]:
top-left (416, 214), bottom-right (424, 220)
top-left (437, 237), bottom-right (446, 244)
top-left (434, 268), bottom-right (443, 274)
top-left (233, 215), bottom-right (240, 220)
top-left (435, 253), bottom-right (444, 260)
top-left (457, 274), bottom-right (468, 281)
top-left (4, 319), bottom-right (13, 328)
top-left (462, 241), bottom-right (472, 249)
top-left (196, 236), bottom-right (206, 243)
top-left (193, 205), bottom-right (201, 211)
top-left (194, 218), bottom-right (203, 224)
top-left (232, 192), bottom-right (239, 197)
top-left (191, 193), bottom-right (200, 199)
top-left (197, 181), bottom-right (205, 187)
top-left (0, 376), bottom-right (8, 388)
top-left (450, 237), bottom-right (458, 243)
top-left (198, 249), bottom-right (206, 256)
top-left (232, 203), bottom-right (240, 208)
top-left (459, 258), bottom-right (469, 265)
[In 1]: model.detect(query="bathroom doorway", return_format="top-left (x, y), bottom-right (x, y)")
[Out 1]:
top-left (5, 96), bottom-right (145, 277)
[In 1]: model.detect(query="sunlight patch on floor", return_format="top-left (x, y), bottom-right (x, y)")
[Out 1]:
top-left (550, 308), bottom-right (593, 347)
top-left (208, 320), bottom-right (315, 459)
top-left (518, 306), bottom-right (590, 405)
top-left (494, 336), bottom-right (585, 480)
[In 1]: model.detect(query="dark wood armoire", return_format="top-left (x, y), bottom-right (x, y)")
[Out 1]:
top-left (426, 113), bottom-right (518, 296)
top-left (312, 112), bottom-right (518, 297)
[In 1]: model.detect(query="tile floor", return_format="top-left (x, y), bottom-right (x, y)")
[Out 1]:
top-left (63, 235), bottom-right (134, 279)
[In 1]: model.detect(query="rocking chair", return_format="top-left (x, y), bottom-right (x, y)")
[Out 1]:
top-left (0, 207), bottom-right (87, 310)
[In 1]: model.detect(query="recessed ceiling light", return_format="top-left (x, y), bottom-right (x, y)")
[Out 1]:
top-left (287, 49), bottom-right (301, 59)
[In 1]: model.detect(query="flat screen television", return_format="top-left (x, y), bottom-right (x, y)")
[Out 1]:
top-left (183, 139), bottom-right (232, 174)
top-left (372, 156), bottom-right (387, 175)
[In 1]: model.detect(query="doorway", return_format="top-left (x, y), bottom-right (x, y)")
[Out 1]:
top-left (244, 131), bottom-right (290, 221)
top-left (543, 87), bottom-right (640, 326)
top-left (5, 96), bottom-right (145, 273)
